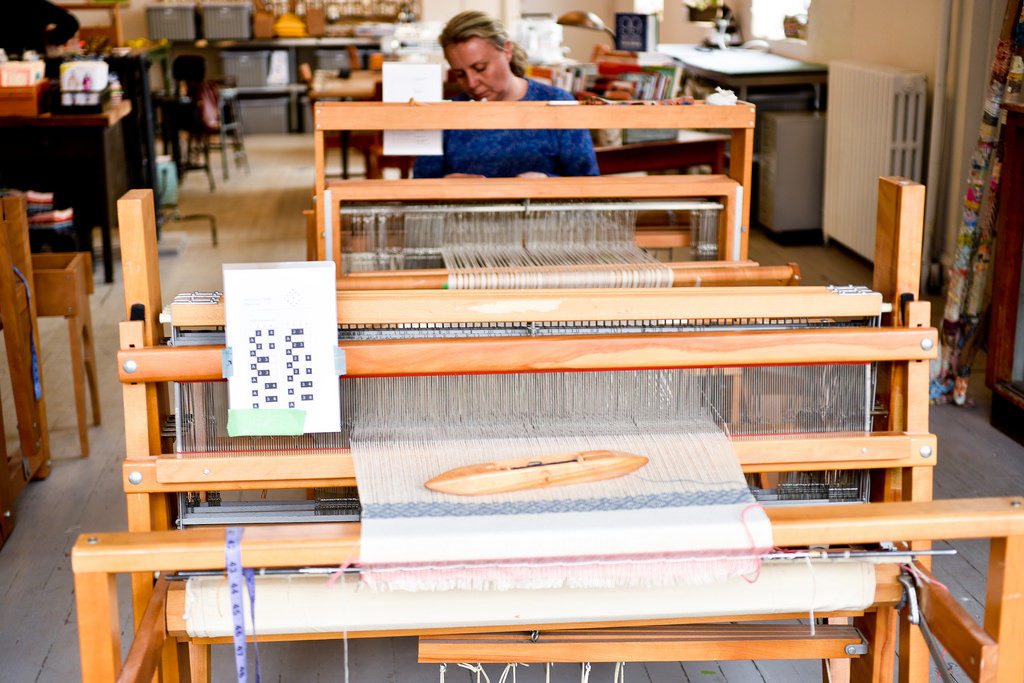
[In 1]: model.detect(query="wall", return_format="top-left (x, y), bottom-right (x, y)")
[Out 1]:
top-left (657, 0), bottom-right (1003, 273)
top-left (82, 0), bottom-right (521, 45)
top-left (100, 0), bottom-right (1004, 270)
top-left (518, 0), bottom-right (618, 61)
top-left (660, 1), bottom-right (740, 46)
top-left (788, 0), bottom-right (1003, 272)
top-left (768, 1), bottom-right (940, 81)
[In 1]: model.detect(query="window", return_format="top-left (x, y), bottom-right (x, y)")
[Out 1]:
top-left (634, 0), bottom-right (664, 17)
top-left (751, 0), bottom-right (811, 40)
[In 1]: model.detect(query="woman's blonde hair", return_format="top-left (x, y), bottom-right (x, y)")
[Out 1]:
top-left (440, 10), bottom-right (528, 77)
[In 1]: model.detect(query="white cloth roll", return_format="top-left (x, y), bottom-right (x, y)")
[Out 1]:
top-left (184, 559), bottom-right (876, 638)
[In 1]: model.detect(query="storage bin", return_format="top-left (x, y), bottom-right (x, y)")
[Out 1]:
top-left (221, 50), bottom-right (270, 88)
top-left (622, 128), bottom-right (677, 144)
top-left (314, 49), bottom-right (353, 74)
top-left (239, 97), bottom-right (290, 134)
top-left (300, 95), bottom-right (312, 133)
top-left (201, 3), bottom-right (252, 40)
top-left (146, 5), bottom-right (197, 42)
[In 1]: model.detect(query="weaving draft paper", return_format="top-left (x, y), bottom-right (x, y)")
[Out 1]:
top-left (222, 262), bottom-right (340, 433)
top-left (183, 561), bottom-right (876, 637)
top-left (350, 371), bottom-right (773, 591)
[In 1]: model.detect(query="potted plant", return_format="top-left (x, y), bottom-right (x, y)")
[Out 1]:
top-left (684, 0), bottom-right (722, 23)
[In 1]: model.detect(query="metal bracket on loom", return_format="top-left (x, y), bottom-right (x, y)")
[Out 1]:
top-left (897, 571), bottom-right (957, 683)
top-left (826, 285), bottom-right (875, 296)
top-left (827, 284), bottom-right (893, 314)
top-left (221, 347), bottom-right (233, 378)
top-left (900, 292), bottom-right (916, 327)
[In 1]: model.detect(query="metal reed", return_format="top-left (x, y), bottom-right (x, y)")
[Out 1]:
top-left (338, 200), bottom-right (720, 286)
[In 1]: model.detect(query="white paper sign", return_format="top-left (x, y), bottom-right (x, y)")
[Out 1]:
top-left (223, 262), bottom-right (340, 434)
top-left (382, 62), bottom-right (443, 157)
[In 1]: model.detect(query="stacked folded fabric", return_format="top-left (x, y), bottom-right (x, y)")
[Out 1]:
top-left (0, 189), bottom-right (78, 251)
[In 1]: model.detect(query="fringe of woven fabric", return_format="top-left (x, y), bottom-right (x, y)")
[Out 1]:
top-left (360, 550), bottom-right (763, 592)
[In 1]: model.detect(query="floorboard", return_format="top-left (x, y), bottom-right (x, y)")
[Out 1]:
top-left (0, 134), bottom-right (1021, 682)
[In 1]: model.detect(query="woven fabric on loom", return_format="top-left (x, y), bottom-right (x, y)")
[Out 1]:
top-left (351, 370), bottom-right (773, 591)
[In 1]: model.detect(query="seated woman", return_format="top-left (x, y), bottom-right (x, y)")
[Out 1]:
top-left (413, 11), bottom-right (599, 179)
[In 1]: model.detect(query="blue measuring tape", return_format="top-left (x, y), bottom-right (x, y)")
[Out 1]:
top-left (225, 527), bottom-right (261, 683)
top-left (11, 267), bottom-right (41, 401)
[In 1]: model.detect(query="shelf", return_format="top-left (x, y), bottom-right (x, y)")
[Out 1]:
top-left (235, 84), bottom-right (308, 95)
top-left (173, 37), bottom-right (382, 48)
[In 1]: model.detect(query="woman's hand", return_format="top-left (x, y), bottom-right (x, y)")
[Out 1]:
top-left (517, 172), bottom-right (547, 178)
top-left (444, 173), bottom-right (485, 178)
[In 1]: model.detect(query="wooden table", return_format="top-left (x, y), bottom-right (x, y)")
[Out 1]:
top-left (594, 130), bottom-right (729, 175)
top-left (0, 100), bottom-right (132, 282)
top-left (657, 44), bottom-right (827, 108)
top-left (308, 70), bottom-right (382, 102)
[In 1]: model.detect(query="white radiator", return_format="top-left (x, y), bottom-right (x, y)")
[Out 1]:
top-left (823, 61), bottom-right (927, 260)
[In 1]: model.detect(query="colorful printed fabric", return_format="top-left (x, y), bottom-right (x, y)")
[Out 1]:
top-left (937, 2), bottom-right (1024, 405)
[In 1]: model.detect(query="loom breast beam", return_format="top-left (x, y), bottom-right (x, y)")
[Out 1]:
top-left (423, 451), bottom-right (648, 496)
top-left (72, 498), bottom-right (1024, 683)
top-left (313, 101), bottom-right (755, 269)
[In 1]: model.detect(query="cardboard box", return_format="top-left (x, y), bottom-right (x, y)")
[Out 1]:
top-left (0, 79), bottom-right (50, 117)
top-left (0, 61), bottom-right (46, 87)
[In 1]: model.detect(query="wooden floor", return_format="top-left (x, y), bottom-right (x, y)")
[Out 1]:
top-left (1, 135), bottom-right (1023, 682)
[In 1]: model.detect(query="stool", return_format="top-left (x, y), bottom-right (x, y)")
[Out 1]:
top-left (31, 252), bottom-right (100, 458)
top-left (171, 97), bottom-right (216, 192)
top-left (211, 87), bottom-right (249, 180)
top-left (156, 156), bottom-right (218, 246)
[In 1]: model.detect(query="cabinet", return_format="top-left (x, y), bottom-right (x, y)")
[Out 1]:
top-left (758, 111), bottom-right (826, 234)
top-left (987, 103), bottom-right (1024, 443)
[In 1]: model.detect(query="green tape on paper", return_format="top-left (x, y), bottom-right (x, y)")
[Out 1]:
top-left (227, 408), bottom-right (306, 437)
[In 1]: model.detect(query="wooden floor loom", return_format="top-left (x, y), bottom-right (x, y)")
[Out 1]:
top-left (68, 177), bottom-right (1023, 682)
top-left (311, 99), bottom-right (757, 270)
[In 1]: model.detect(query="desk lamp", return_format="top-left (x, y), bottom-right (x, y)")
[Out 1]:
top-left (556, 11), bottom-right (616, 44)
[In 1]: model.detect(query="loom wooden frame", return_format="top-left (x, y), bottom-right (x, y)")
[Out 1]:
top-left (99, 177), bottom-right (954, 681)
top-left (311, 101), bottom-right (756, 271)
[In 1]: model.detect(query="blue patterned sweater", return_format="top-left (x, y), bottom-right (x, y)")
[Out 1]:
top-left (412, 80), bottom-right (599, 178)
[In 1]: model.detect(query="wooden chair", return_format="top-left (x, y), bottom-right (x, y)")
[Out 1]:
top-left (0, 196), bottom-right (51, 548)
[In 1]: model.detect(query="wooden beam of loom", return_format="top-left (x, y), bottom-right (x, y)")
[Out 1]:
top-left (117, 431), bottom-right (936, 493)
top-left (168, 284), bottom-right (883, 327)
top-left (335, 262), bottom-right (802, 290)
top-left (71, 498), bottom-right (1024, 578)
top-left (323, 174), bottom-right (741, 199)
top-left (117, 326), bottom-right (936, 382)
top-left (71, 498), bottom-right (1024, 683)
top-left (312, 101), bottom-right (756, 132)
